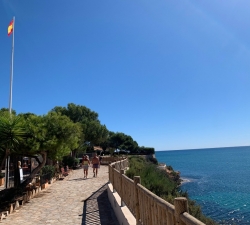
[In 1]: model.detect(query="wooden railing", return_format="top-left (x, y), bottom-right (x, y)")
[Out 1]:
top-left (101, 156), bottom-right (127, 165)
top-left (109, 158), bottom-right (206, 225)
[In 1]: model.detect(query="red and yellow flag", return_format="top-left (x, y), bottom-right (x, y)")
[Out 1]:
top-left (8, 20), bottom-right (14, 36)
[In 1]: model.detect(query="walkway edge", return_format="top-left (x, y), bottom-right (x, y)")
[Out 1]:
top-left (107, 183), bottom-right (136, 225)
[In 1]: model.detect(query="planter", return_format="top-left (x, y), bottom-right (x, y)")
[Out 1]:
top-left (0, 177), bottom-right (4, 186)
top-left (49, 177), bottom-right (57, 184)
top-left (41, 182), bottom-right (48, 190)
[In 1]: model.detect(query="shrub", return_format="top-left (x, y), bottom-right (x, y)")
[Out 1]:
top-left (137, 147), bottom-right (155, 155)
top-left (40, 165), bottom-right (56, 180)
top-left (62, 156), bottom-right (75, 167)
top-left (147, 157), bottom-right (158, 164)
top-left (126, 156), bottom-right (178, 198)
top-left (74, 158), bottom-right (80, 164)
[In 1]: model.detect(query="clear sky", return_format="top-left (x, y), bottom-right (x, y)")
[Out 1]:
top-left (1, 0), bottom-right (250, 151)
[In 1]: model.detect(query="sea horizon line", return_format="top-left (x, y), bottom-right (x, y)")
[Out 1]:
top-left (156, 145), bottom-right (250, 152)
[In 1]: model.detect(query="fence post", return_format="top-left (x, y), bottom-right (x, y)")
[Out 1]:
top-left (120, 169), bottom-right (125, 207)
top-left (174, 197), bottom-right (188, 225)
top-left (112, 164), bottom-right (116, 193)
top-left (108, 165), bottom-right (111, 184)
top-left (134, 176), bottom-right (141, 225)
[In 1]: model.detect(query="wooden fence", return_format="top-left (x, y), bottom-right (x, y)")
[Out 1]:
top-left (109, 158), bottom-right (206, 225)
top-left (100, 156), bottom-right (127, 165)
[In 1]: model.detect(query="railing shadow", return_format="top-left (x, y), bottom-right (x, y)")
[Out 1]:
top-left (81, 183), bottom-right (119, 225)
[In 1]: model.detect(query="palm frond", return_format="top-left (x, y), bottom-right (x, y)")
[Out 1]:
top-left (0, 115), bottom-right (27, 152)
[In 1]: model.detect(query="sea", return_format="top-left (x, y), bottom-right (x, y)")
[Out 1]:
top-left (155, 146), bottom-right (250, 225)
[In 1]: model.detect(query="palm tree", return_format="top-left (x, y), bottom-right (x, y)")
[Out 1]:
top-left (0, 114), bottom-right (26, 174)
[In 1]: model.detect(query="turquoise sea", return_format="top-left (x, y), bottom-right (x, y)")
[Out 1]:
top-left (155, 146), bottom-right (250, 225)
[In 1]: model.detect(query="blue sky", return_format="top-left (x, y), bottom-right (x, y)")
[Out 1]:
top-left (1, 0), bottom-right (250, 151)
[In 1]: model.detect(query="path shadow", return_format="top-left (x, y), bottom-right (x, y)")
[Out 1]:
top-left (81, 183), bottom-right (119, 225)
top-left (67, 178), bottom-right (85, 181)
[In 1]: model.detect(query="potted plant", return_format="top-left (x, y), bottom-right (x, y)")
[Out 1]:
top-left (0, 173), bottom-right (5, 186)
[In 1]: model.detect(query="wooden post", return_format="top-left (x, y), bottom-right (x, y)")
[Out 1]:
top-left (15, 200), bottom-right (19, 209)
top-left (120, 169), bottom-right (125, 206)
top-left (134, 176), bottom-right (141, 225)
top-left (112, 164), bottom-right (116, 193)
top-left (22, 193), bottom-right (27, 203)
top-left (0, 212), bottom-right (4, 221)
top-left (9, 203), bottom-right (14, 214)
top-left (19, 199), bottom-right (24, 206)
top-left (28, 191), bottom-right (32, 200)
top-left (108, 165), bottom-right (111, 183)
top-left (174, 197), bottom-right (188, 225)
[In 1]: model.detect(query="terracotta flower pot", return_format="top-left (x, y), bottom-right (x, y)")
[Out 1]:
top-left (0, 177), bottom-right (4, 186)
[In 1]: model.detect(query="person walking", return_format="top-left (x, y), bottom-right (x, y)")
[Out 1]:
top-left (91, 153), bottom-right (100, 177)
top-left (82, 155), bottom-right (90, 179)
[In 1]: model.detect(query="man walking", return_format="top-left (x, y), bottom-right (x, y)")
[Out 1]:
top-left (91, 153), bottom-right (100, 177)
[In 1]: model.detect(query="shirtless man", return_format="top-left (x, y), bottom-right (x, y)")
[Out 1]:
top-left (91, 153), bottom-right (100, 177)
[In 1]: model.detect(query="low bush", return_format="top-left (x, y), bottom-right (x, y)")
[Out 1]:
top-left (74, 158), bottom-right (80, 164)
top-left (62, 156), bottom-right (75, 167)
top-left (147, 157), bottom-right (158, 164)
top-left (40, 165), bottom-right (56, 180)
top-left (126, 156), bottom-right (178, 199)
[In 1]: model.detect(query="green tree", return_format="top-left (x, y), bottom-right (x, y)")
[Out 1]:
top-left (50, 103), bottom-right (109, 154)
top-left (51, 103), bottom-right (99, 123)
top-left (108, 132), bottom-right (138, 153)
top-left (83, 120), bottom-right (109, 146)
top-left (0, 114), bottom-right (27, 173)
top-left (0, 113), bottom-right (28, 187)
top-left (120, 135), bottom-right (138, 153)
top-left (17, 112), bottom-right (82, 188)
top-left (0, 108), bottom-right (16, 115)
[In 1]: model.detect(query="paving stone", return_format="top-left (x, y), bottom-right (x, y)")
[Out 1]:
top-left (0, 166), bottom-right (119, 225)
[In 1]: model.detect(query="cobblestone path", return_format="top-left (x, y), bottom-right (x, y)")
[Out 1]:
top-left (0, 166), bottom-right (119, 225)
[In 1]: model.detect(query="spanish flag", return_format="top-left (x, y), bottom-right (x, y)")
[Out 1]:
top-left (8, 20), bottom-right (14, 36)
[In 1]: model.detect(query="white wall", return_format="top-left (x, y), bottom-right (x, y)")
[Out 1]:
top-left (107, 183), bottom-right (136, 225)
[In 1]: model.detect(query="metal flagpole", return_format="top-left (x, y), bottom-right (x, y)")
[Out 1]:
top-left (5, 16), bottom-right (15, 189)
top-left (9, 16), bottom-right (15, 115)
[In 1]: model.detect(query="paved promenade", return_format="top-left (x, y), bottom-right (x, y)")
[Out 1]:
top-left (0, 166), bottom-right (119, 225)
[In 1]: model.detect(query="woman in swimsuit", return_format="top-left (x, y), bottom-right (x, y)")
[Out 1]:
top-left (82, 155), bottom-right (90, 179)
